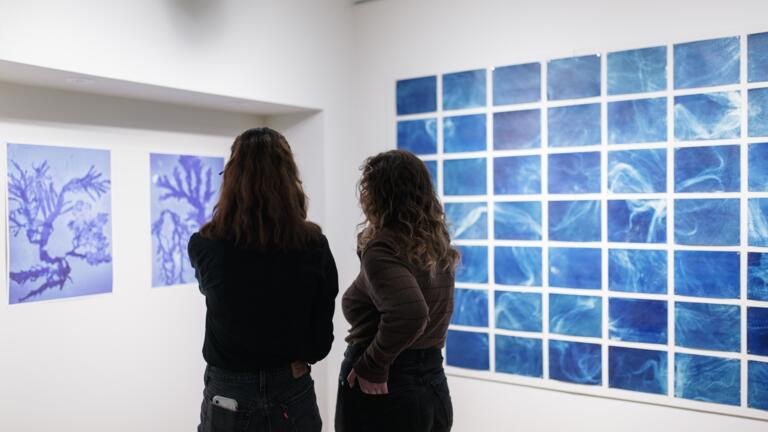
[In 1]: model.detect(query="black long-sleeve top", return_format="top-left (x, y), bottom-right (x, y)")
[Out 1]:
top-left (188, 232), bottom-right (338, 372)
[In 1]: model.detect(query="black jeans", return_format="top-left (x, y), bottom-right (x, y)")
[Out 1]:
top-left (335, 344), bottom-right (453, 432)
top-left (198, 365), bottom-right (321, 432)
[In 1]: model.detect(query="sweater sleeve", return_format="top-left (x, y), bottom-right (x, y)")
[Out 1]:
top-left (353, 241), bottom-right (429, 383)
top-left (304, 236), bottom-right (339, 363)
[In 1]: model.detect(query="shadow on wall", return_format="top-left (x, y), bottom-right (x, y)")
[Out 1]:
top-left (166, 0), bottom-right (229, 39)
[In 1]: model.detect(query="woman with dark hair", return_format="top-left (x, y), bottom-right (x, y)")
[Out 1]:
top-left (336, 150), bottom-right (458, 432)
top-left (189, 127), bottom-right (338, 432)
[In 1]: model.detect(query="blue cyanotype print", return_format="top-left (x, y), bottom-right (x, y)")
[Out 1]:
top-left (151, 153), bottom-right (223, 288)
top-left (675, 92), bottom-right (741, 141)
top-left (674, 145), bottom-right (740, 193)
top-left (549, 247), bottom-right (602, 290)
top-left (607, 199), bottom-right (667, 244)
top-left (451, 288), bottom-right (489, 327)
top-left (674, 36), bottom-right (740, 89)
top-left (609, 298), bottom-right (668, 344)
top-left (494, 155), bottom-right (541, 195)
top-left (549, 200), bottom-right (601, 242)
top-left (444, 158), bottom-right (486, 196)
top-left (675, 353), bottom-right (740, 406)
top-left (749, 88), bottom-right (768, 137)
top-left (749, 252), bottom-right (768, 301)
top-left (493, 109), bottom-right (541, 150)
top-left (496, 335), bottom-right (543, 378)
top-left (494, 201), bottom-right (541, 241)
top-left (748, 307), bottom-right (768, 356)
top-left (396, 76), bottom-right (437, 115)
top-left (443, 69), bottom-right (487, 110)
top-left (608, 98), bottom-right (667, 144)
top-left (676, 302), bottom-right (740, 352)
top-left (548, 151), bottom-right (601, 194)
top-left (547, 55), bottom-right (601, 100)
top-left (446, 330), bottom-right (489, 370)
top-left (549, 294), bottom-right (602, 338)
top-left (749, 143), bottom-right (768, 191)
top-left (609, 249), bottom-right (667, 294)
top-left (749, 198), bottom-right (768, 247)
top-left (493, 62), bottom-right (541, 106)
top-left (495, 291), bottom-right (542, 332)
top-left (608, 46), bottom-right (667, 95)
top-left (607, 149), bottom-right (667, 193)
top-left (609, 346), bottom-right (668, 395)
top-left (444, 114), bottom-right (487, 153)
top-left (424, 160), bottom-right (438, 190)
top-left (8, 143), bottom-right (112, 304)
top-left (456, 245), bottom-right (488, 284)
top-left (548, 104), bottom-right (601, 148)
top-left (748, 361), bottom-right (768, 410)
top-left (549, 340), bottom-right (602, 385)
top-left (495, 246), bottom-right (542, 287)
top-left (749, 32), bottom-right (768, 83)
top-left (445, 202), bottom-right (488, 240)
top-left (675, 199), bottom-right (740, 246)
top-left (397, 119), bottom-right (437, 155)
top-left (674, 251), bottom-right (740, 299)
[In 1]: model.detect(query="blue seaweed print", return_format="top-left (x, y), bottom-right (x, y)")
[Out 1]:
top-left (675, 353), bottom-right (740, 406)
top-left (548, 104), bottom-right (601, 148)
top-left (444, 158), bottom-right (486, 196)
top-left (493, 63), bottom-right (541, 106)
top-left (674, 251), bottom-right (740, 299)
top-left (749, 252), bottom-right (768, 301)
top-left (446, 330), bottom-right (489, 370)
top-left (397, 119), bottom-right (437, 155)
top-left (748, 307), bottom-right (768, 356)
top-left (549, 247), bottom-right (601, 290)
top-left (607, 199), bottom-right (667, 244)
top-left (445, 202), bottom-right (487, 240)
top-left (451, 288), bottom-right (488, 327)
top-left (749, 198), bottom-right (768, 247)
top-left (7, 143), bottom-right (112, 304)
top-left (548, 152), bottom-right (601, 194)
top-left (548, 200), bottom-right (601, 242)
top-left (493, 109), bottom-right (541, 150)
top-left (748, 32), bottom-right (768, 83)
top-left (493, 155), bottom-right (541, 195)
top-left (443, 69), bottom-right (487, 110)
top-left (607, 149), bottom-right (666, 193)
top-left (609, 298), bottom-right (668, 344)
top-left (609, 347), bottom-right (668, 395)
top-left (547, 55), bottom-right (601, 100)
top-left (749, 88), bottom-right (768, 137)
top-left (495, 335), bottom-right (543, 378)
top-left (749, 143), bottom-right (768, 192)
top-left (443, 114), bottom-right (487, 153)
top-left (609, 249), bottom-right (667, 294)
top-left (549, 340), bottom-right (602, 385)
top-left (608, 98), bottom-right (667, 145)
top-left (674, 36), bottom-right (740, 89)
top-left (495, 291), bottom-right (542, 332)
top-left (675, 199), bottom-right (740, 246)
top-left (674, 145), bottom-right (740, 193)
top-left (494, 201), bottom-right (541, 241)
top-left (676, 302), bottom-right (740, 352)
top-left (748, 361), bottom-right (768, 410)
top-left (151, 154), bottom-right (223, 287)
top-left (455, 245), bottom-right (488, 284)
top-left (494, 246), bottom-right (542, 287)
top-left (549, 294), bottom-right (602, 338)
top-left (396, 76), bottom-right (437, 115)
top-left (607, 46), bottom-right (667, 95)
top-left (674, 92), bottom-right (741, 141)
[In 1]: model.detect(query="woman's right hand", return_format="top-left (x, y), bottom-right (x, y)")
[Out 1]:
top-left (347, 368), bottom-right (389, 395)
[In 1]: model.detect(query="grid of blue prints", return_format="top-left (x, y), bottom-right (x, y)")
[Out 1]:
top-left (396, 31), bottom-right (768, 417)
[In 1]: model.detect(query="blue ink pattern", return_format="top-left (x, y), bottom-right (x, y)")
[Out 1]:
top-left (675, 92), bottom-right (741, 141)
top-left (494, 201), bottom-right (541, 240)
top-left (444, 158), bottom-right (486, 196)
top-left (443, 69), bottom-right (486, 110)
top-left (445, 202), bottom-right (488, 240)
top-left (493, 63), bottom-right (541, 106)
top-left (675, 145), bottom-right (740, 193)
top-left (749, 198), bottom-right (768, 247)
top-left (447, 330), bottom-right (489, 370)
top-left (456, 245), bottom-right (488, 284)
top-left (396, 76), bottom-right (437, 115)
top-left (493, 109), bottom-right (541, 150)
top-left (549, 340), bottom-right (602, 385)
top-left (547, 55), bottom-right (601, 100)
top-left (749, 143), bottom-right (768, 191)
top-left (749, 32), bottom-right (768, 83)
top-left (749, 253), bottom-right (768, 301)
top-left (397, 119), bottom-right (437, 155)
top-left (548, 152), bottom-right (601, 194)
top-left (607, 199), bottom-right (667, 244)
top-left (444, 114), bottom-right (487, 153)
top-left (674, 36), bottom-right (740, 89)
top-left (748, 307), bottom-right (768, 356)
top-left (748, 361), bottom-right (768, 410)
top-left (608, 149), bottom-right (667, 193)
top-left (749, 88), bottom-right (768, 137)
top-left (675, 199), bottom-right (740, 246)
top-left (609, 346), bottom-right (668, 395)
top-left (609, 249), bottom-right (667, 294)
top-left (609, 298), bottom-right (668, 344)
top-left (549, 247), bottom-right (602, 290)
top-left (495, 247), bottom-right (542, 287)
top-left (549, 294), bottom-right (602, 338)
top-left (549, 200), bottom-right (601, 242)
top-left (675, 353), bottom-right (740, 406)
top-left (674, 251), bottom-right (740, 299)
top-left (495, 291), bottom-right (542, 332)
top-left (496, 335), bottom-right (543, 378)
top-left (608, 46), bottom-right (667, 95)
top-left (451, 289), bottom-right (488, 327)
top-left (676, 302), bottom-right (740, 352)
top-left (548, 104), bottom-right (601, 148)
top-left (494, 156), bottom-right (540, 195)
top-left (608, 98), bottom-right (667, 144)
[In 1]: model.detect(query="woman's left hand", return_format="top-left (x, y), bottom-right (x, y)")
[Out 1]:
top-left (347, 369), bottom-right (389, 395)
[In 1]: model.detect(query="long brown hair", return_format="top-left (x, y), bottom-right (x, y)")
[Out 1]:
top-left (358, 150), bottom-right (459, 274)
top-left (200, 127), bottom-right (321, 250)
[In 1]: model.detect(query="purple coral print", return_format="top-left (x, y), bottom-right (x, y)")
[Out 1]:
top-left (150, 153), bottom-right (224, 287)
top-left (7, 143), bottom-right (113, 304)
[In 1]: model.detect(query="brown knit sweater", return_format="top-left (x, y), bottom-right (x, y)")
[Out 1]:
top-left (342, 231), bottom-right (455, 383)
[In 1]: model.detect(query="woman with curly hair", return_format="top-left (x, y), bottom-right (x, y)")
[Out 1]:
top-left (336, 150), bottom-right (459, 432)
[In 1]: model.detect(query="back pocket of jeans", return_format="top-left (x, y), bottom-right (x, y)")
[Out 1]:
top-left (208, 403), bottom-right (240, 432)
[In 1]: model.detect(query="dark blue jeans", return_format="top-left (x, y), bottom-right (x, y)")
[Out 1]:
top-left (335, 345), bottom-right (453, 432)
top-left (198, 365), bottom-right (321, 432)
